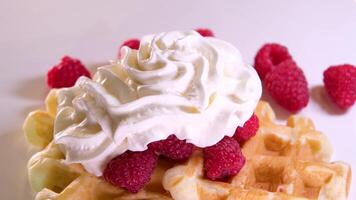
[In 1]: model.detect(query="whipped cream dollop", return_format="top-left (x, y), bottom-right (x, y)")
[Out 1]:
top-left (53, 30), bottom-right (262, 176)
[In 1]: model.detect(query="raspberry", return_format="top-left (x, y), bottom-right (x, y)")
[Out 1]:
top-left (265, 59), bottom-right (309, 112)
top-left (203, 137), bottom-right (245, 181)
top-left (323, 64), bottom-right (356, 109)
top-left (118, 39), bottom-right (140, 58)
top-left (254, 43), bottom-right (292, 80)
top-left (46, 56), bottom-right (91, 88)
top-left (148, 135), bottom-right (194, 161)
top-left (195, 28), bottom-right (215, 37)
top-left (120, 38), bottom-right (140, 50)
top-left (103, 149), bottom-right (158, 193)
top-left (233, 114), bottom-right (259, 143)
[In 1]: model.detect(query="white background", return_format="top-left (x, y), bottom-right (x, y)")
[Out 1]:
top-left (0, 0), bottom-right (355, 199)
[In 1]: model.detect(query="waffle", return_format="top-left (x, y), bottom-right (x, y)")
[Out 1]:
top-left (28, 142), bottom-right (173, 200)
top-left (24, 90), bottom-right (351, 200)
top-left (163, 101), bottom-right (351, 200)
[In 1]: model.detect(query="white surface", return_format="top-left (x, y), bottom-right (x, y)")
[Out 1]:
top-left (0, 0), bottom-right (355, 199)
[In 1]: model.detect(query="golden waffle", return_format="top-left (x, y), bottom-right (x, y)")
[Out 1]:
top-left (28, 142), bottom-right (173, 200)
top-left (163, 101), bottom-right (351, 200)
top-left (24, 90), bottom-right (351, 200)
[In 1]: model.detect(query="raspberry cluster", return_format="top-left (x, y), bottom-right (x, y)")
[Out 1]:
top-left (103, 114), bottom-right (259, 192)
top-left (104, 134), bottom-right (194, 193)
top-left (255, 43), bottom-right (355, 111)
top-left (254, 43), bottom-right (309, 112)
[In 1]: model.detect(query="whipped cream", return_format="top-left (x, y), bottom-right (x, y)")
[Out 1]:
top-left (53, 30), bottom-right (262, 176)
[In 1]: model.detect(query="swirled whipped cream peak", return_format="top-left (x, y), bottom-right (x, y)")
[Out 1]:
top-left (53, 30), bottom-right (262, 176)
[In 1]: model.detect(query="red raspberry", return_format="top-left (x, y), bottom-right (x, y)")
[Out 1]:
top-left (118, 39), bottom-right (140, 58)
top-left (46, 56), bottom-right (91, 89)
top-left (148, 135), bottom-right (194, 161)
top-left (203, 137), bottom-right (245, 181)
top-left (103, 149), bottom-right (158, 193)
top-left (265, 59), bottom-right (309, 112)
top-left (254, 43), bottom-right (292, 80)
top-left (120, 38), bottom-right (140, 50)
top-left (233, 114), bottom-right (259, 143)
top-left (195, 28), bottom-right (215, 37)
top-left (323, 64), bottom-right (356, 109)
